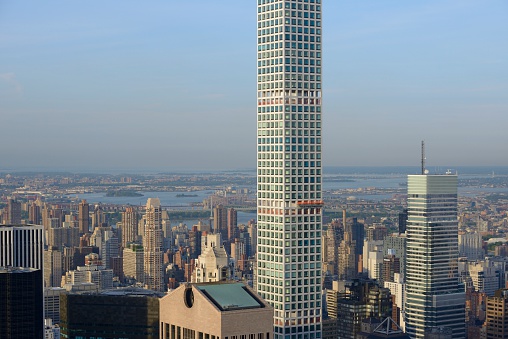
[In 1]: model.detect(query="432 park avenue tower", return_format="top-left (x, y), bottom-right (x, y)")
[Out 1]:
top-left (256, 1), bottom-right (323, 339)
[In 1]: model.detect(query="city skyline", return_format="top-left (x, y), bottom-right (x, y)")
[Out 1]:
top-left (1, 1), bottom-right (508, 171)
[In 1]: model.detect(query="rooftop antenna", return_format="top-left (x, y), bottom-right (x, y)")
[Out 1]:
top-left (421, 140), bottom-right (426, 175)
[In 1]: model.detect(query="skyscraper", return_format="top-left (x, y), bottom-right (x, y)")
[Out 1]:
top-left (5, 198), bottom-right (22, 224)
top-left (78, 199), bottom-right (89, 234)
top-left (256, 1), bottom-right (323, 338)
top-left (121, 207), bottom-right (139, 248)
top-left (227, 207), bottom-right (238, 242)
top-left (0, 224), bottom-right (44, 270)
top-left (213, 204), bottom-right (227, 242)
top-left (405, 174), bottom-right (465, 338)
top-left (144, 198), bottom-right (164, 292)
top-left (0, 267), bottom-right (44, 339)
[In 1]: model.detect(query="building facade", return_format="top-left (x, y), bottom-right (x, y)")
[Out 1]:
top-left (0, 224), bottom-right (44, 270)
top-left (0, 267), bottom-right (44, 339)
top-left (60, 288), bottom-right (162, 339)
top-left (458, 232), bottom-right (484, 261)
top-left (404, 174), bottom-right (465, 339)
top-left (160, 282), bottom-right (273, 339)
top-left (485, 288), bottom-right (508, 338)
top-left (124, 243), bottom-right (145, 283)
top-left (122, 206), bottom-right (139, 249)
top-left (78, 199), bottom-right (89, 234)
top-left (144, 198), bottom-right (164, 292)
top-left (256, 1), bottom-right (323, 338)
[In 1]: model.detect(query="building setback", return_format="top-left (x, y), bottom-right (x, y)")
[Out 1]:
top-left (256, 1), bottom-right (323, 338)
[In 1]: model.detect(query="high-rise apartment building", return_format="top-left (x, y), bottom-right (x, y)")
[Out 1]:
top-left (5, 198), bottom-right (22, 224)
top-left (78, 199), bottom-right (89, 234)
top-left (44, 246), bottom-right (63, 287)
top-left (144, 198), bottom-right (164, 292)
top-left (405, 174), bottom-right (465, 338)
top-left (121, 206), bottom-right (139, 248)
top-left (383, 233), bottom-right (407, 280)
top-left (256, 1), bottom-right (323, 337)
top-left (28, 200), bottom-right (41, 225)
top-left (213, 204), bottom-right (227, 243)
top-left (227, 207), bottom-right (238, 242)
top-left (123, 243), bottom-right (144, 283)
top-left (485, 288), bottom-right (508, 338)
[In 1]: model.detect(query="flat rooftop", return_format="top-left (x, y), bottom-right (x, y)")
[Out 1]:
top-left (196, 282), bottom-right (265, 311)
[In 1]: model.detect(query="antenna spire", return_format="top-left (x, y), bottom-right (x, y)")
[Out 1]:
top-left (421, 140), bottom-right (426, 175)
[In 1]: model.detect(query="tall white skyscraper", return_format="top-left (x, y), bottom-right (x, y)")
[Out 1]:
top-left (144, 198), bottom-right (164, 292)
top-left (405, 174), bottom-right (465, 339)
top-left (256, 1), bottom-right (323, 338)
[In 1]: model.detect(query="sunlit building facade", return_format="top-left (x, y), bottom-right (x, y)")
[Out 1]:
top-left (144, 198), bottom-right (164, 292)
top-left (405, 174), bottom-right (465, 338)
top-left (256, 1), bottom-right (323, 338)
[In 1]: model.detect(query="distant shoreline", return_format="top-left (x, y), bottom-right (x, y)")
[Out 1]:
top-left (105, 191), bottom-right (143, 197)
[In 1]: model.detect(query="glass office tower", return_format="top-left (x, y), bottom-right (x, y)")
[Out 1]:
top-left (405, 174), bottom-right (465, 338)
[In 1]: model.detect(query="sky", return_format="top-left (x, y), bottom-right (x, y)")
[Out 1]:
top-left (1, 1), bottom-right (507, 171)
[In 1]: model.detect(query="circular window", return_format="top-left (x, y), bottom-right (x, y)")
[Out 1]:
top-left (184, 287), bottom-right (194, 308)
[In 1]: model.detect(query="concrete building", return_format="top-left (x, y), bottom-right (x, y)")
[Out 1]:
top-left (44, 287), bottom-right (66, 324)
top-left (192, 233), bottom-right (229, 283)
top-left (63, 264), bottom-right (113, 290)
top-left (91, 204), bottom-right (105, 229)
top-left (383, 233), bottom-right (406, 280)
top-left (123, 243), bottom-right (145, 283)
top-left (458, 232), bottom-right (484, 261)
top-left (256, 1), bottom-right (323, 337)
top-left (404, 174), bottom-right (465, 339)
top-left (363, 240), bottom-right (384, 281)
top-left (367, 250), bottom-right (384, 282)
top-left (44, 318), bottom-right (60, 339)
top-left (47, 224), bottom-right (80, 249)
top-left (160, 282), bottom-right (273, 339)
top-left (44, 246), bottom-right (62, 287)
top-left (90, 226), bottom-right (119, 268)
top-left (485, 288), bottom-right (508, 338)
top-left (467, 260), bottom-right (499, 296)
top-left (0, 267), bottom-right (44, 339)
top-left (384, 273), bottom-right (406, 331)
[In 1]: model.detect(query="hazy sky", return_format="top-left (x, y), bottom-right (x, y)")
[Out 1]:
top-left (1, 1), bottom-right (507, 171)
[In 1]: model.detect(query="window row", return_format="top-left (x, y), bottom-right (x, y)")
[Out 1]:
top-left (258, 112), bottom-right (321, 120)
top-left (258, 49), bottom-right (321, 60)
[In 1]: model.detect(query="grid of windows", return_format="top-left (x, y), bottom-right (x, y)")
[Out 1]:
top-left (405, 175), bottom-right (465, 339)
top-left (257, 1), bottom-right (322, 338)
